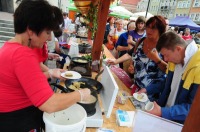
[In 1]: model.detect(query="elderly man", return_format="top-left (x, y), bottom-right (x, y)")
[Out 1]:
top-left (147, 31), bottom-right (200, 124)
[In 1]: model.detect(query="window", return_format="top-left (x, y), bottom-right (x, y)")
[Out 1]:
top-left (190, 14), bottom-right (195, 20)
top-left (195, 14), bottom-right (200, 21)
top-left (182, 1), bottom-right (186, 8)
top-left (173, 1), bottom-right (176, 6)
top-left (177, 1), bottom-right (183, 8)
top-left (170, 1), bottom-right (173, 6)
top-left (187, 1), bottom-right (191, 8)
top-left (193, 0), bottom-right (200, 7)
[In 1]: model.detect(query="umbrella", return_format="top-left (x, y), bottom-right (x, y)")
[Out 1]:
top-left (130, 11), bottom-right (153, 20)
top-left (109, 6), bottom-right (134, 19)
top-left (109, 12), bottom-right (130, 19)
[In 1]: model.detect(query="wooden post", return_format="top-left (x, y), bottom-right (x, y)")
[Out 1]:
top-left (182, 86), bottom-right (200, 131)
top-left (91, 0), bottom-right (111, 61)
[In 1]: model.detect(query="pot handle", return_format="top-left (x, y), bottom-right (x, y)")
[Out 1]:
top-left (50, 83), bottom-right (69, 93)
top-left (95, 64), bottom-right (111, 81)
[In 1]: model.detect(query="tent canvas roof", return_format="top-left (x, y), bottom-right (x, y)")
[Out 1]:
top-left (131, 11), bottom-right (153, 18)
top-left (169, 16), bottom-right (200, 31)
top-left (109, 6), bottom-right (134, 19)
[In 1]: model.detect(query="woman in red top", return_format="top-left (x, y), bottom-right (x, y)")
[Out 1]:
top-left (0, 0), bottom-right (90, 131)
top-left (182, 28), bottom-right (193, 40)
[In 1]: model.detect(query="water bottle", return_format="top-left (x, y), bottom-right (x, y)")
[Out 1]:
top-left (63, 56), bottom-right (70, 70)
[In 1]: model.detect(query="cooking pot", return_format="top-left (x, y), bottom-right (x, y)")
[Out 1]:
top-left (50, 82), bottom-right (100, 116)
top-left (77, 91), bottom-right (97, 115)
top-left (78, 43), bottom-right (92, 53)
top-left (71, 57), bottom-right (89, 65)
top-left (64, 77), bottom-right (103, 94)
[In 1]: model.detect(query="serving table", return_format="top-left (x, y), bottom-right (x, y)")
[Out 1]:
top-left (60, 45), bottom-right (135, 131)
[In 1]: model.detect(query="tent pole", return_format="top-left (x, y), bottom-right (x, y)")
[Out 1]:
top-left (145, 0), bottom-right (151, 18)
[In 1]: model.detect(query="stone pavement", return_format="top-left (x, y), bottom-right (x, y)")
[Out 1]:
top-left (0, 11), bottom-right (14, 21)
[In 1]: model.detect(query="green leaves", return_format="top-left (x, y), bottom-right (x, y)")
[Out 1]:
top-left (82, 54), bottom-right (92, 61)
top-left (85, 3), bottom-right (98, 38)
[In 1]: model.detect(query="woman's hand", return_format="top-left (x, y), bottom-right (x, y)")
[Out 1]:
top-left (128, 63), bottom-right (134, 74)
top-left (107, 59), bottom-right (116, 65)
top-left (48, 68), bottom-right (65, 80)
top-left (147, 48), bottom-right (161, 63)
top-left (78, 88), bottom-right (91, 102)
top-left (137, 88), bottom-right (147, 94)
top-left (127, 35), bottom-right (136, 46)
top-left (128, 43), bottom-right (134, 50)
top-left (48, 53), bottom-right (60, 60)
top-left (146, 101), bottom-right (162, 117)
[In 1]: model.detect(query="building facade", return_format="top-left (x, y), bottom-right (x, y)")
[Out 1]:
top-left (189, 0), bottom-right (200, 24)
top-left (148, 0), bottom-right (160, 15)
top-left (157, 0), bottom-right (177, 19)
top-left (136, 0), bottom-right (149, 12)
top-left (0, 0), bottom-right (70, 13)
top-left (175, 0), bottom-right (191, 17)
top-left (120, 0), bottom-right (140, 13)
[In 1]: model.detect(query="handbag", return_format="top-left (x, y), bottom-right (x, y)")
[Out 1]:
top-left (106, 28), bottom-right (117, 50)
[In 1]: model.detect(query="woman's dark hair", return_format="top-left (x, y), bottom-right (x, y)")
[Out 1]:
top-left (63, 12), bottom-right (68, 17)
top-left (174, 26), bottom-right (179, 32)
top-left (135, 16), bottom-right (146, 32)
top-left (107, 17), bottom-right (114, 23)
top-left (146, 15), bottom-right (166, 36)
top-left (14, 0), bottom-right (63, 35)
top-left (53, 28), bottom-right (63, 38)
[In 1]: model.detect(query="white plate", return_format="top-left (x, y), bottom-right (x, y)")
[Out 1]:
top-left (61, 71), bottom-right (82, 79)
top-left (133, 93), bottom-right (148, 102)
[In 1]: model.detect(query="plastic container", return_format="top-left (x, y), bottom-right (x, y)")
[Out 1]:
top-left (63, 56), bottom-right (71, 70)
top-left (43, 104), bottom-right (87, 132)
top-left (117, 90), bottom-right (129, 104)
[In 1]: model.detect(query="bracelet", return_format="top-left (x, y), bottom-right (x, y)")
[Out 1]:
top-left (77, 90), bottom-right (82, 102)
top-left (156, 60), bottom-right (162, 65)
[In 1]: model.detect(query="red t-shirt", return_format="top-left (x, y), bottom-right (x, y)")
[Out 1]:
top-left (182, 35), bottom-right (192, 41)
top-left (32, 42), bottom-right (48, 62)
top-left (0, 42), bottom-right (53, 112)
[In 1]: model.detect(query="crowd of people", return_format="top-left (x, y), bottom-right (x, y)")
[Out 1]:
top-left (105, 13), bottom-right (200, 124)
top-left (0, 0), bottom-right (200, 131)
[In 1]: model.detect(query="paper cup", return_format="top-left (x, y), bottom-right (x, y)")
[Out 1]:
top-left (145, 102), bottom-right (154, 111)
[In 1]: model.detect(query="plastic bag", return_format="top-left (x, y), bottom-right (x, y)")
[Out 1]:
top-left (68, 42), bottom-right (79, 58)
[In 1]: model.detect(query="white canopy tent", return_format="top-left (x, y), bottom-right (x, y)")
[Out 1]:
top-left (130, 11), bottom-right (153, 21)
top-left (110, 6), bottom-right (134, 17)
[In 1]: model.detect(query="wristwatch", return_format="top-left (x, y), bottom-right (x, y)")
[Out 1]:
top-left (156, 60), bottom-right (162, 65)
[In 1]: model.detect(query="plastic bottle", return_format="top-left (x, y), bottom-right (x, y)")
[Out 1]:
top-left (63, 56), bottom-right (70, 70)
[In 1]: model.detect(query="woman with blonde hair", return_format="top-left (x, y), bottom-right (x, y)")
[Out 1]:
top-left (115, 21), bottom-right (136, 69)
top-left (107, 19), bottom-right (125, 58)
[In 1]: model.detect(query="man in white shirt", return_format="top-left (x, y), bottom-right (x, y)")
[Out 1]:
top-left (63, 12), bottom-right (71, 30)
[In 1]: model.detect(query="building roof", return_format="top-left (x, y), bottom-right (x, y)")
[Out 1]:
top-left (120, 0), bottom-right (140, 5)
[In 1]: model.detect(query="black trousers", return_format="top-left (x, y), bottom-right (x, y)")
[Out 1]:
top-left (0, 106), bottom-right (43, 132)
